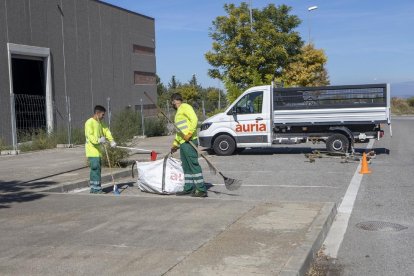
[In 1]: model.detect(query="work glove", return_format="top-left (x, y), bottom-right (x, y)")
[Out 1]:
top-left (110, 141), bottom-right (117, 148)
top-left (98, 137), bottom-right (106, 144)
top-left (183, 132), bottom-right (193, 142)
top-left (170, 146), bottom-right (178, 154)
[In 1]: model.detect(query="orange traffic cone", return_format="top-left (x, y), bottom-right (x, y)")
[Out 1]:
top-left (359, 152), bottom-right (372, 174)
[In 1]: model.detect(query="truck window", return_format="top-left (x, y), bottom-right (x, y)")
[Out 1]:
top-left (235, 91), bottom-right (263, 114)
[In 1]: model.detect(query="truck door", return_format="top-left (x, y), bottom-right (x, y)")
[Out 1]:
top-left (230, 91), bottom-right (271, 147)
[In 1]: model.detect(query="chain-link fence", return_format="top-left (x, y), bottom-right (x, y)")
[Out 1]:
top-left (8, 94), bottom-right (211, 150)
top-left (13, 94), bottom-right (47, 143)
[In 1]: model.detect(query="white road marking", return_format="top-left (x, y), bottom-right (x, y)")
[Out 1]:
top-left (212, 183), bottom-right (338, 188)
top-left (323, 139), bottom-right (374, 258)
top-left (71, 182), bottom-right (114, 193)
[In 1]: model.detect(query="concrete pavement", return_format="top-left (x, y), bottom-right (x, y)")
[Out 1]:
top-left (0, 135), bottom-right (337, 275)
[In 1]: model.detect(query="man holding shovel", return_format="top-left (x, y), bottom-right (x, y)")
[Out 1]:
top-left (170, 93), bottom-right (207, 197)
top-left (85, 105), bottom-right (116, 194)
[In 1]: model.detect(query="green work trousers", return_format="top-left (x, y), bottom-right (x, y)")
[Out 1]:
top-left (180, 140), bottom-right (207, 192)
top-left (89, 157), bottom-right (102, 193)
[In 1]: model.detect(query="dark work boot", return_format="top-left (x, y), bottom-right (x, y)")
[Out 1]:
top-left (191, 190), bottom-right (208, 198)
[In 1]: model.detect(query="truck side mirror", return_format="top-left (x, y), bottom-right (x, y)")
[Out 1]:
top-left (227, 107), bottom-right (237, 116)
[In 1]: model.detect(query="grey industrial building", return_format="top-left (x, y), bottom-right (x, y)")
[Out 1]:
top-left (0, 0), bottom-right (156, 147)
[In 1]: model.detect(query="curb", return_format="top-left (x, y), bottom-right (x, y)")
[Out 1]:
top-left (41, 168), bottom-right (133, 193)
top-left (279, 202), bottom-right (337, 276)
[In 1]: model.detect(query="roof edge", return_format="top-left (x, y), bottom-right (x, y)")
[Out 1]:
top-left (93, 0), bottom-right (154, 21)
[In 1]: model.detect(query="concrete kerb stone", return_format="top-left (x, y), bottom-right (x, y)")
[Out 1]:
top-left (279, 202), bottom-right (337, 276)
top-left (41, 168), bottom-right (132, 193)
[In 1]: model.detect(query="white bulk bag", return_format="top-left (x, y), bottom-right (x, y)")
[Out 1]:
top-left (135, 157), bottom-right (184, 194)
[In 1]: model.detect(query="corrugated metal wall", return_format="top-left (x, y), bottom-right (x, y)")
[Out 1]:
top-left (0, 0), bottom-right (156, 143)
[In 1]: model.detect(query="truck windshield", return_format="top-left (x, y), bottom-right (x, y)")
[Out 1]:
top-left (235, 91), bottom-right (263, 114)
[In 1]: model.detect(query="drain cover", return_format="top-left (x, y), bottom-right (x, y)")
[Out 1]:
top-left (356, 221), bottom-right (407, 232)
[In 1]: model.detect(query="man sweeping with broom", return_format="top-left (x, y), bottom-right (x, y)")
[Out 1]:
top-left (85, 105), bottom-right (117, 194)
top-left (170, 93), bottom-right (208, 197)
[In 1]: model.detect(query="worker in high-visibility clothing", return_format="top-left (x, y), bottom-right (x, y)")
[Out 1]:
top-left (85, 105), bottom-right (116, 194)
top-left (170, 93), bottom-right (207, 197)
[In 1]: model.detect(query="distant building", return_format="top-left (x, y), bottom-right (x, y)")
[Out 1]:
top-left (0, 0), bottom-right (156, 146)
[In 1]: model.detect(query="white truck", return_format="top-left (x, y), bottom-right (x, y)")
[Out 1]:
top-left (198, 83), bottom-right (391, 155)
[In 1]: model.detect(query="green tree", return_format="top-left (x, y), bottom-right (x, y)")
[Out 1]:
top-left (168, 75), bottom-right (179, 90)
top-left (177, 84), bottom-right (199, 105)
top-left (282, 43), bottom-right (330, 87)
top-left (205, 2), bottom-right (303, 98)
top-left (156, 75), bottom-right (167, 97)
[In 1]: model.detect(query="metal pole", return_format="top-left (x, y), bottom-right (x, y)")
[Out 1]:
top-left (107, 97), bottom-right (111, 129)
top-left (140, 98), bottom-right (145, 137)
top-left (66, 96), bottom-right (72, 145)
top-left (10, 93), bottom-right (17, 150)
top-left (308, 11), bottom-right (310, 44)
top-left (166, 100), bottom-right (170, 120)
top-left (202, 100), bottom-right (206, 119)
top-left (249, 0), bottom-right (253, 32)
top-left (308, 6), bottom-right (318, 44)
top-left (218, 88), bottom-right (221, 110)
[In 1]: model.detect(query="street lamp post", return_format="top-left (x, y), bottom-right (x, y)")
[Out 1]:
top-left (308, 6), bottom-right (318, 44)
top-left (249, 0), bottom-right (253, 32)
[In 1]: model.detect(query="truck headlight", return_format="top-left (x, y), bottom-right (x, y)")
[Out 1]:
top-left (200, 122), bottom-right (212, 131)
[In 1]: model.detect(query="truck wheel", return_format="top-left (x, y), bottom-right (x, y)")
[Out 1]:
top-left (213, 135), bottom-right (236, 156)
top-left (326, 133), bottom-right (349, 153)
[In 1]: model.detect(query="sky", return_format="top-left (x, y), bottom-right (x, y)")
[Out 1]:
top-left (104, 0), bottom-right (414, 93)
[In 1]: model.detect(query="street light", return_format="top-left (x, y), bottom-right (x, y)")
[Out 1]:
top-left (308, 6), bottom-right (318, 44)
top-left (249, 0), bottom-right (253, 32)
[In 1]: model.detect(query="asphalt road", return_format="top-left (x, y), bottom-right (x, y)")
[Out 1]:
top-left (116, 117), bottom-right (413, 275)
top-left (2, 117), bottom-right (411, 275)
top-left (334, 116), bottom-right (414, 275)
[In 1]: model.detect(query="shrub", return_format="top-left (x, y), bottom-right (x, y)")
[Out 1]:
top-left (406, 97), bottom-right (414, 108)
top-left (207, 108), bottom-right (226, 118)
top-left (111, 109), bottom-right (142, 143)
top-left (18, 129), bottom-right (57, 152)
top-left (391, 97), bottom-right (414, 115)
top-left (55, 127), bottom-right (84, 145)
top-left (144, 116), bottom-right (167, 137)
top-left (0, 138), bottom-right (11, 151)
top-left (101, 146), bottom-right (129, 168)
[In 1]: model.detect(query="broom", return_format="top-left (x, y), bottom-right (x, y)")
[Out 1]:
top-left (103, 143), bottom-right (120, 195)
top-left (144, 92), bottom-right (242, 191)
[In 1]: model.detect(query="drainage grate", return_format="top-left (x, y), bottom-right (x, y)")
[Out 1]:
top-left (356, 221), bottom-right (408, 232)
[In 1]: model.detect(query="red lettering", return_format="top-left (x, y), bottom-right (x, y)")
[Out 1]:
top-left (259, 124), bottom-right (267, 131)
top-left (235, 122), bottom-right (267, 133)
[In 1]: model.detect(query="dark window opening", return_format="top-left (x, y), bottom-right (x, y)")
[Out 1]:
top-left (11, 57), bottom-right (46, 139)
top-left (134, 71), bottom-right (156, 85)
top-left (133, 44), bottom-right (155, 55)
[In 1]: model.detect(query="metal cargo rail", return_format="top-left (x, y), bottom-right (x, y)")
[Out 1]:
top-left (273, 83), bottom-right (390, 125)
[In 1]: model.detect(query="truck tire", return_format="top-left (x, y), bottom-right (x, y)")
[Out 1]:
top-left (213, 135), bottom-right (236, 156)
top-left (326, 133), bottom-right (349, 153)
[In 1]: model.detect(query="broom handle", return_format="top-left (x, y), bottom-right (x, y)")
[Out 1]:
top-left (99, 126), bottom-right (115, 185)
top-left (144, 92), bottom-right (222, 175)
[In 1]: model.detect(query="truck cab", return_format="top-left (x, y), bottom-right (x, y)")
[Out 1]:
top-left (199, 85), bottom-right (273, 155)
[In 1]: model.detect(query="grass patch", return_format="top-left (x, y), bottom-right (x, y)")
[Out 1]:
top-left (17, 128), bottom-right (84, 152)
top-left (391, 97), bottom-right (414, 115)
top-left (0, 138), bottom-right (12, 151)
